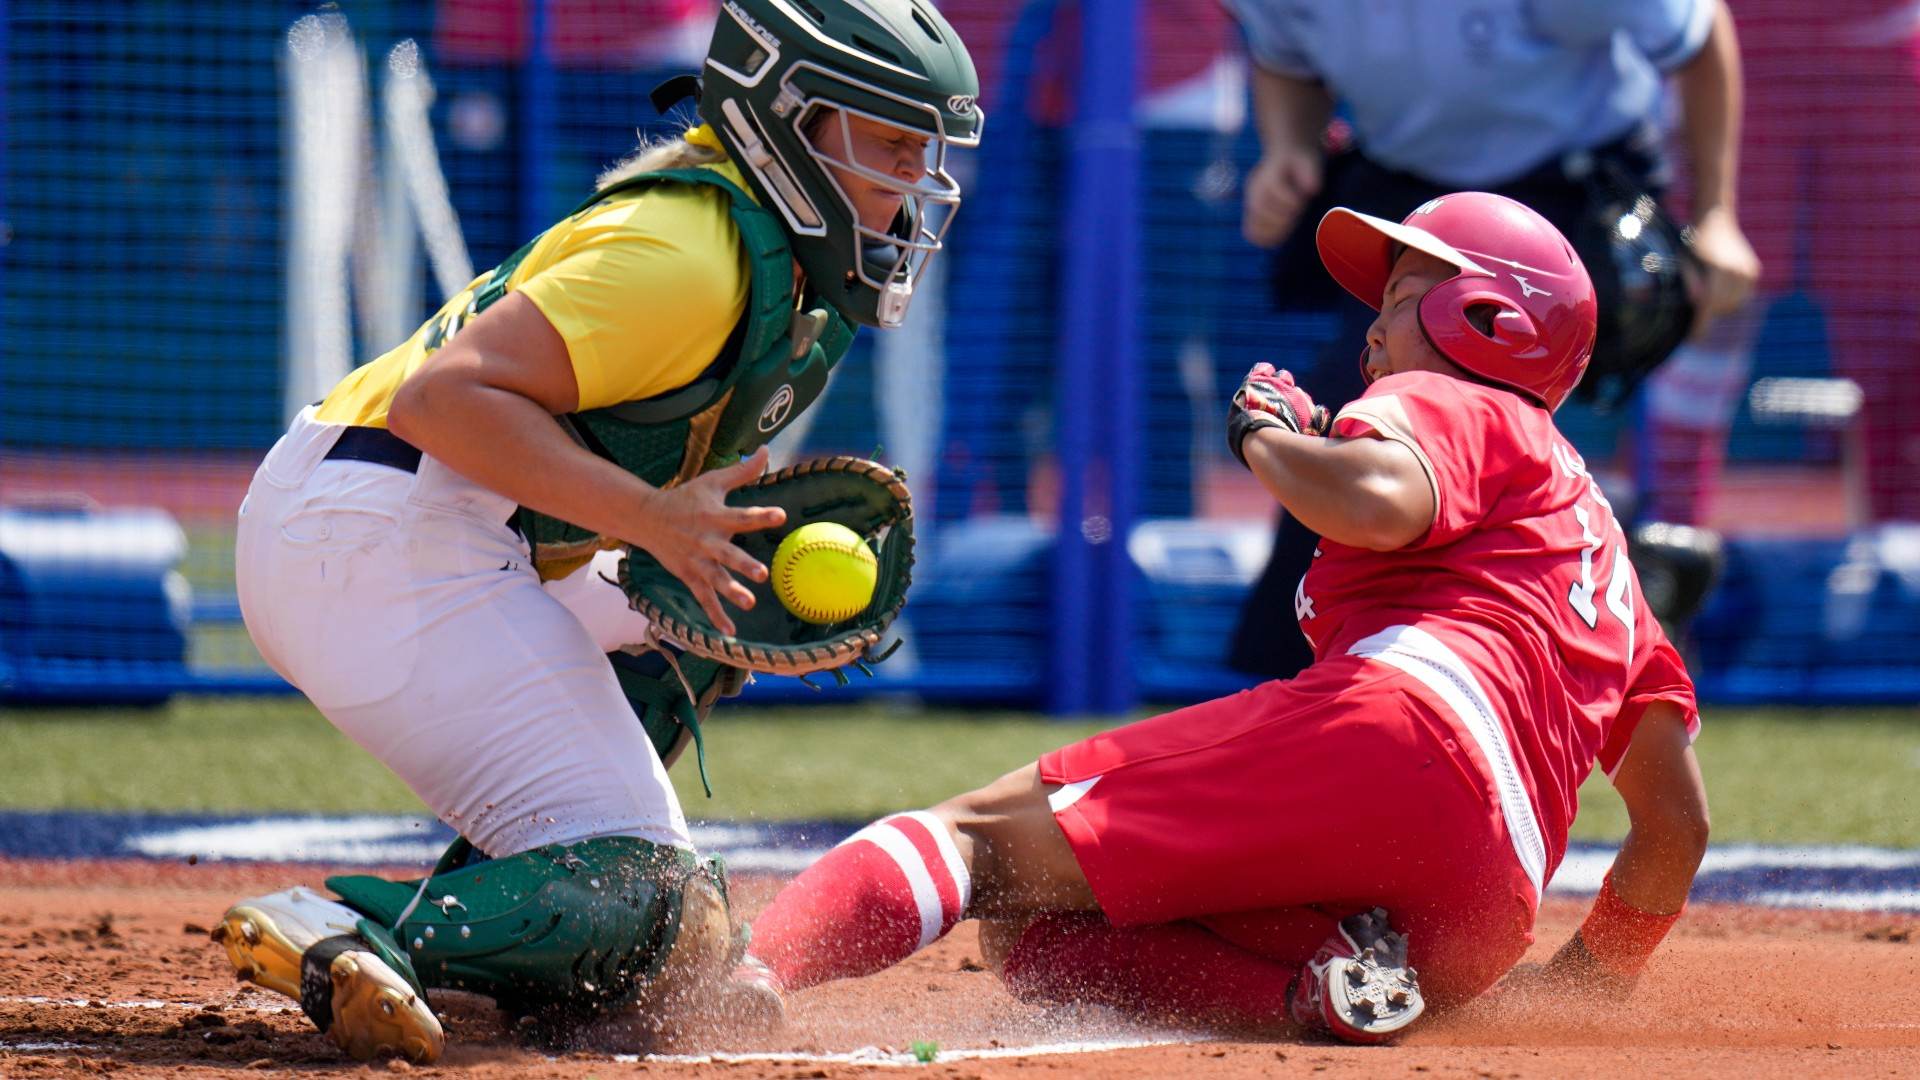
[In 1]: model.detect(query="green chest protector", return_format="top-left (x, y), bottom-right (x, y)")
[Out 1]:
top-left (438, 167), bottom-right (856, 792)
top-left (436, 166), bottom-right (855, 581)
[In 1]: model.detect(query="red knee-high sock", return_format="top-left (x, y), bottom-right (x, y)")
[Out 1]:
top-left (747, 811), bottom-right (972, 991)
top-left (1000, 912), bottom-right (1301, 1030)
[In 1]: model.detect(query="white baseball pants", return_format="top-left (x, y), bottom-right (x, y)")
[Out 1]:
top-left (234, 407), bottom-right (690, 857)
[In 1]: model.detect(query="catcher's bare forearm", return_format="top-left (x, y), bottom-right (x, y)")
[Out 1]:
top-left (397, 368), bottom-right (673, 544)
top-left (389, 289), bottom-right (677, 546)
top-left (1242, 430), bottom-right (1434, 551)
top-left (390, 290), bottom-right (783, 631)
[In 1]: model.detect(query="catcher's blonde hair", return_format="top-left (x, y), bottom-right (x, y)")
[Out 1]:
top-left (596, 124), bottom-right (724, 190)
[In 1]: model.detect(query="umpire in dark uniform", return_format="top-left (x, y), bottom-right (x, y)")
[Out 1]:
top-left (1223, 0), bottom-right (1759, 678)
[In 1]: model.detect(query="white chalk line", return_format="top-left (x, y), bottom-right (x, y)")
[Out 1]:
top-left (1749, 889), bottom-right (1920, 913)
top-left (0, 995), bottom-right (1205, 1064)
top-left (0, 995), bottom-right (295, 1014)
top-left (0, 1040), bottom-right (98, 1052)
top-left (4, 998), bottom-right (1915, 1064)
top-left (632, 1035), bottom-right (1208, 1068)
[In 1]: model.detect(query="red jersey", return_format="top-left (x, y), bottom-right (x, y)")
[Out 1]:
top-left (1295, 371), bottom-right (1698, 890)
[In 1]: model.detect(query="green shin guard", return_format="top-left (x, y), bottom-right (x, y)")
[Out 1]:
top-left (325, 837), bottom-right (734, 1026)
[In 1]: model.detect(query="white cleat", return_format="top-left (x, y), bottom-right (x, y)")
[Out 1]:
top-left (1288, 907), bottom-right (1425, 1044)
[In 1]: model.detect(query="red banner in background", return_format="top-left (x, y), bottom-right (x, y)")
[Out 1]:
top-left (434, 0), bottom-right (714, 65)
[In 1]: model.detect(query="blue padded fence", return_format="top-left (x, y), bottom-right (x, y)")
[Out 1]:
top-left (1, 1), bottom-right (1911, 711)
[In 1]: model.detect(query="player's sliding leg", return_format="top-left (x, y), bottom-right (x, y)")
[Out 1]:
top-left (742, 765), bottom-right (1094, 994)
top-left (741, 758), bottom-right (1427, 1044)
top-left (743, 669), bottom-right (1534, 1044)
top-left (986, 910), bottom-right (1302, 1030)
top-left (986, 906), bottom-right (1422, 1043)
top-left (742, 811), bottom-right (975, 990)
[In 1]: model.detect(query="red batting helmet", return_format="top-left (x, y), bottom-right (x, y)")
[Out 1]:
top-left (1316, 192), bottom-right (1598, 411)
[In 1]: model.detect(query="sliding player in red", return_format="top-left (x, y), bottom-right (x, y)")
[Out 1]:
top-left (735, 192), bottom-right (1711, 1043)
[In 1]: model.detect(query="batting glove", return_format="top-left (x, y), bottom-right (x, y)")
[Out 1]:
top-left (1227, 363), bottom-right (1331, 469)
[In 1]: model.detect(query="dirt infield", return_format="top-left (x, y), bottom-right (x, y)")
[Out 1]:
top-left (1, 858), bottom-right (1915, 1079)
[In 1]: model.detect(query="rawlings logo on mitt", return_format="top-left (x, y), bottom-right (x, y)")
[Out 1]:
top-left (619, 455), bottom-right (913, 680)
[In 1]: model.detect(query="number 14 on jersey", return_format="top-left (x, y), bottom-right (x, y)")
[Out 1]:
top-left (1554, 444), bottom-right (1635, 665)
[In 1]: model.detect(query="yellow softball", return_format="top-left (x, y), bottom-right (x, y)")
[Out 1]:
top-left (771, 522), bottom-right (878, 624)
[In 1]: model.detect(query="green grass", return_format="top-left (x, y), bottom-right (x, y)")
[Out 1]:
top-left (2, 698), bottom-right (1916, 847)
top-left (1569, 708), bottom-right (1920, 847)
top-left (0, 697), bottom-right (1108, 821)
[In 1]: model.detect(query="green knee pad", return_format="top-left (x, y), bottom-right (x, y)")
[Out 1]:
top-left (326, 836), bottom-right (733, 1020)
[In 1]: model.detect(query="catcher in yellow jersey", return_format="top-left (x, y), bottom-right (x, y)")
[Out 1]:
top-left (210, 0), bottom-right (979, 1062)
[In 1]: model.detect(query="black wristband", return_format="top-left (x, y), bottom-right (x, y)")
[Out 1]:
top-left (1227, 409), bottom-right (1280, 470)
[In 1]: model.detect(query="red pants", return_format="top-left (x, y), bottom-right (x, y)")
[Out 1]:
top-left (1039, 657), bottom-right (1538, 1005)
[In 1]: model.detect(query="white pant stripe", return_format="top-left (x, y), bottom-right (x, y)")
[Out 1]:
top-left (844, 817), bottom-right (944, 950)
top-left (897, 810), bottom-right (973, 916)
top-left (1047, 776), bottom-right (1100, 814)
top-left (1349, 625), bottom-right (1548, 901)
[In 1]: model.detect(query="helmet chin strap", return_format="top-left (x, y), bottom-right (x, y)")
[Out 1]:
top-left (649, 73), bottom-right (702, 114)
top-left (862, 239), bottom-right (904, 264)
top-left (875, 279), bottom-right (912, 328)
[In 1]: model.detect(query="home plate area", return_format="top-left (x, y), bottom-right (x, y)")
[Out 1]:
top-left (0, 814), bottom-right (1915, 1078)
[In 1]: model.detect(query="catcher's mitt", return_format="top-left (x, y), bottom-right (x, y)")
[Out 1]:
top-left (619, 455), bottom-right (913, 679)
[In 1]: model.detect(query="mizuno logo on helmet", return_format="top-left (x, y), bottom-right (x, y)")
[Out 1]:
top-left (1511, 274), bottom-right (1550, 299)
top-left (947, 94), bottom-right (977, 114)
top-left (1412, 197), bottom-right (1446, 216)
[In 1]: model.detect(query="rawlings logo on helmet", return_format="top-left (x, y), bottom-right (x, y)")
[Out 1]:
top-left (722, 0), bottom-right (781, 50)
top-left (947, 94), bottom-right (976, 115)
top-left (758, 384), bottom-right (795, 433)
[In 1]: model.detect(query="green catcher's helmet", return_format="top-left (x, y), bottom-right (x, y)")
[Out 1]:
top-left (699, 0), bottom-right (983, 328)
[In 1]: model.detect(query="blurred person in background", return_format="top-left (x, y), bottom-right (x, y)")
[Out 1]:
top-left (1223, 0), bottom-right (1759, 679)
top-left (1646, 0), bottom-right (1920, 527)
top-left (207, 0), bottom-right (981, 1063)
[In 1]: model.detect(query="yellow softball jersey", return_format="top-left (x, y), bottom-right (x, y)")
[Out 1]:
top-left (313, 160), bottom-right (756, 428)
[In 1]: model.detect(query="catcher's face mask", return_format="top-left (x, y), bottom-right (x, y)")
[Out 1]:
top-left (800, 102), bottom-right (966, 327)
top-left (699, 0), bottom-right (983, 329)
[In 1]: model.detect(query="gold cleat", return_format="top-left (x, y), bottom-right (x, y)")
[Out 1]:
top-left (212, 886), bottom-right (349, 999)
top-left (319, 947), bottom-right (445, 1063)
top-left (210, 887), bottom-right (444, 1063)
